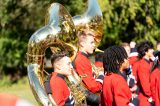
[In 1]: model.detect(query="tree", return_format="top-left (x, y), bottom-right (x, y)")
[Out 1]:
top-left (0, 0), bottom-right (160, 80)
top-left (98, 0), bottom-right (160, 49)
top-left (0, 0), bottom-right (50, 79)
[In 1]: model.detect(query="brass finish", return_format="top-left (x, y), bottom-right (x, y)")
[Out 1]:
top-left (73, 0), bottom-right (103, 47)
top-left (27, 0), bottom-right (103, 105)
top-left (27, 3), bottom-right (76, 106)
top-left (65, 70), bottom-right (87, 105)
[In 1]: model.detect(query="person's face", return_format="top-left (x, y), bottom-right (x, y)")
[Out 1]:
top-left (121, 58), bottom-right (130, 71)
top-left (157, 44), bottom-right (160, 51)
top-left (58, 56), bottom-right (73, 76)
top-left (124, 46), bottom-right (131, 57)
top-left (146, 48), bottom-right (154, 58)
top-left (83, 34), bottom-right (96, 54)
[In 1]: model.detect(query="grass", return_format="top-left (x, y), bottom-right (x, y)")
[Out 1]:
top-left (0, 76), bottom-right (38, 106)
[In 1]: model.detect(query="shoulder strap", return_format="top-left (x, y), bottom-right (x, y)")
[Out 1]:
top-left (44, 74), bottom-right (52, 94)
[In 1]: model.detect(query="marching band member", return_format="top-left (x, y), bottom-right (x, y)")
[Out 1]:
top-left (74, 29), bottom-right (104, 93)
top-left (136, 41), bottom-right (154, 106)
top-left (121, 42), bottom-right (139, 81)
top-left (101, 45), bottom-right (139, 106)
top-left (121, 42), bottom-right (139, 99)
top-left (129, 41), bottom-right (139, 66)
top-left (120, 42), bottom-right (131, 57)
top-left (150, 51), bottom-right (160, 106)
top-left (73, 29), bottom-right (104, 105)
top-left (49, 52), bottom-right (74, 106)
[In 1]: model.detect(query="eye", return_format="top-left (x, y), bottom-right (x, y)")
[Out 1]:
top-left (86, 33), bottom-right (94, 36)
top-left (91, 41), bottom-right (95, 44)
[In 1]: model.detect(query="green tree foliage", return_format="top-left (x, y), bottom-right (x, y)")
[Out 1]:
top-left (99, 0), bottom-right (160, 48)
top-left (0, 0), bottom-right (160, 78)
top-left (0, 0), bottom-right (51, 78)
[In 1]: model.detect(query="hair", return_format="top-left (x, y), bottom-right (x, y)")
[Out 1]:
top-left (151, 51), bottom-right (160, 72)
top-left (157, 41), bottom-right (160, 45)
top-left (120, 42), bottom-right (130, 48)
top-left (95, 52), bottom-right (104, 62)
top-left (95, 52), bottom-right (104, 67)
top-left (51, 52), bottom-right (67, 67)
top-left (77, 30), bottom-right (95, 45)
top-left (136, 41), bottom-right (153, 59)
top-left (103, 45), bottom-right (128, 74)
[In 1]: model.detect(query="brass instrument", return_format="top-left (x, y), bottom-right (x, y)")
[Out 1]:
top-left (45, 3), bottom-right (87, 106)
top-left (27, 3), bottom-right (78, 106)
top-left (65, 0), bottom-right (104, 104)
top-left (73, 0), bottom-right (104, 79)
top-left (27, 0), bottom-right (103, 105)
top-left (73, 0), bottom-right (103, 47)
top-left (65, 70), bottom-right (87, 105)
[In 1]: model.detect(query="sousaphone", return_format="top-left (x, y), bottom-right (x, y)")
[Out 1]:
top-left (27, 3), bottom-right (79, 106)
top-left (73, 0), bottom-right (103, 47)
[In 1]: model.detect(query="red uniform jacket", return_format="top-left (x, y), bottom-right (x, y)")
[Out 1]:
top-left (132, 60), bottom-right (140, 82)
top-left (74, 51), bottom-right (102, 93)
top-left (150, 66), bottom-right (160, 105)
top-left (137, 58), bottom-right (152, 106)
top-left (155, 71), bottom-right (160, 106)
top-left (101, 73), bottom-right (132, 106)
top-left (50, 72), bottom-right (74, 106)
top-left (129, 56), bottom-right (138, 66)
top-left (129, 48), bottom-right (138, 66)
top-left (129, 53), bottom-right (139, 81)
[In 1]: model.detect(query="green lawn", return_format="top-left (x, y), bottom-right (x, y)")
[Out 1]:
top-left (0, 77), bottom-right (39, 106)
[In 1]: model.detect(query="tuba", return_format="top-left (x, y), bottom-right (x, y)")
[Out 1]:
top-left (72, 0), bottom-right (104, 78)
top-left (27, 3), bottom-right (86, 106)
top-left (73, 0), bottom-right (103, 46)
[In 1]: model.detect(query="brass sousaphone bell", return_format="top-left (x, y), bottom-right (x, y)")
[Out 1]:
top-left (73, 0), bottom-right (103, 47)
top-left (27, 3), bottom-right (77, 106)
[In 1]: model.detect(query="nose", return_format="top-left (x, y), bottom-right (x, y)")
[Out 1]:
top-left (125, 58), bottom-right (129, 63)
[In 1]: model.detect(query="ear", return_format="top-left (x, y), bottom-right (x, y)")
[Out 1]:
top-left (56, 61), bottom-right (61, 67)
top-left (79, 41), bottom-right (84, 48)
top-left (54, 63), bottom-right (61, 70)
top-left (82, 40), bottom-right (87, 47)
top-left (144, 51), bottom-right (148, 55)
